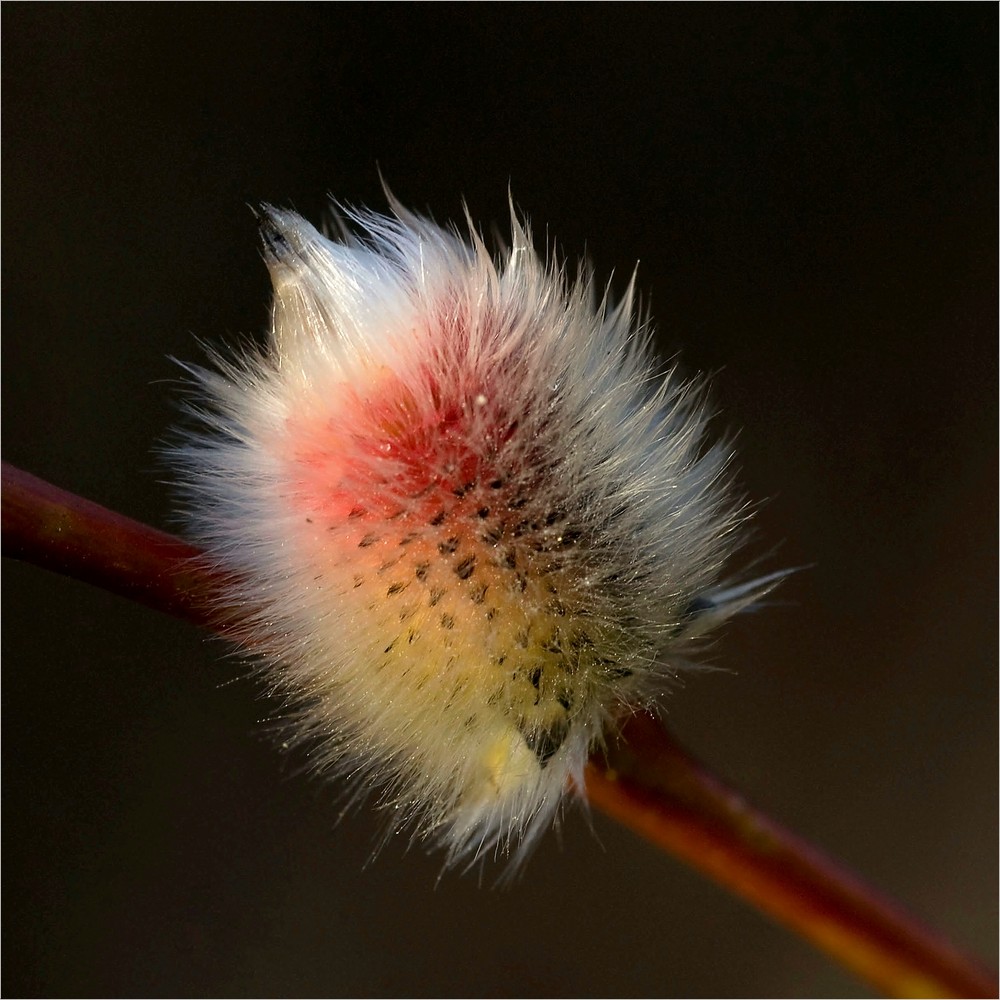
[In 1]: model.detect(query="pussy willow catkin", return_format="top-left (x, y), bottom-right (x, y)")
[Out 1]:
top-left (172, 198), bottom-right (772, 869)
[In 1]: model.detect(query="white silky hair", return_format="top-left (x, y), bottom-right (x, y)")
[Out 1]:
top-left (171, 196), bottom-right (776, 872)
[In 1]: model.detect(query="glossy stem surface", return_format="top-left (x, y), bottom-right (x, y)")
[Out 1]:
top-left (3, 462), bottom-right (216, 625)
top-left (584, 716), bottom-right (994, 998)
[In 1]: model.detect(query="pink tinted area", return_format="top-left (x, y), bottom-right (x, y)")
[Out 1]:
top-left (284, 356), bottom-right (519, 533)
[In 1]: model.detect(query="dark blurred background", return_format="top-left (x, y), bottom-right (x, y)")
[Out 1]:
top-left (3, 6), bottom-right (996, 997)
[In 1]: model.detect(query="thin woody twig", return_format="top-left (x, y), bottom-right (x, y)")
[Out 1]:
top-left (1, 462), bottom-right (215, 626)
top-left (2, 460), bottom-right (995, 998)
top-left (585, 719), bottom-right (995, 998)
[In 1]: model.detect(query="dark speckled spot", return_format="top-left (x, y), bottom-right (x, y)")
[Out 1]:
top-left (429, 588), bottom-right (445, 607)
top-left (387, 581), bottom-right (407, 596)
top-left (358, 533), bottom-right (378, 548)
top-left (430, 510), bottom-right (447, 526)
top-left (598, 657), bottom-right (633, 679)
top-left (415, 562), bottom-right (430, 581)
top-left (438, 536), bottom-right (460, 555)
top-left (455, 555), bottom-right (476, 580)
top-left (440, 613), bottom-right (455, 630)
top-left (521, 721), bottom-right (569, 767)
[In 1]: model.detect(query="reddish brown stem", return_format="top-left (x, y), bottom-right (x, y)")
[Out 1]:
top-left (584, 717), bottom-right (995, 998)
top-left (3, 460), bottom-right (995, 998)
top-left (2, 463), bottom-right (218, 627)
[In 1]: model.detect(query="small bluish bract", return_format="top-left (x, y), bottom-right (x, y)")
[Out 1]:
top-left (172, 196), bottom-right (772, 870)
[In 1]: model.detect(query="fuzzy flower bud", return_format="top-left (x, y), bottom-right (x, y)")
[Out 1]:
top-left (172, 197), bottom-right (769, 869)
